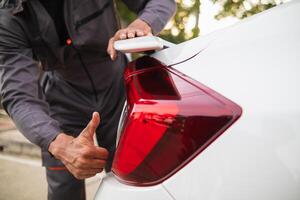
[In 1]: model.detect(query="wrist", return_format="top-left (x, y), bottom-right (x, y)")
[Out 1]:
top-left (138, 13), bottom-right (161, 35)
top-left (48, 133), bottom-right (73, 160)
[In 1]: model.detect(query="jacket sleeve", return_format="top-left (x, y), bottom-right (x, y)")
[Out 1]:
top-left (0, 13), bottom-right (61, 151)
top-left (121, 0), bottom-right (176, 35)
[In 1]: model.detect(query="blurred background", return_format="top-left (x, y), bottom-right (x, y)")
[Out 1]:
top-left (0, 0), bottom-right (291, 199)
top-left (117, 0), bottom-right (290, 43)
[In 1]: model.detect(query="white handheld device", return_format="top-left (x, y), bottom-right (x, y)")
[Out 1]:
top-left (114, 36), bottom-right (175, 53)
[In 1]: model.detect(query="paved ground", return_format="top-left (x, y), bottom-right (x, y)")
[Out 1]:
top-left (0, 154), bottom-right (103, 200)
top-left (0, 155), bottom-right (47, 200)
top-left (0, 111), bottom-right (103, 200)
top-left (0, 110), bottom-right (15, 132)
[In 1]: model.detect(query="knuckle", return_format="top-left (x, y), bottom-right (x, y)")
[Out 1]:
top-left (73, 162), bottom-right (80, 168)
top-left (116, 30), bottom-right (122, 34)
top-left (127, 27), bottom-right (134, 32)
top-left (81, 148), bottom-right (92, 157)
top-left (73, 169), bottom-right (81, 178)
top-left (76, 169), bottom-right (85, 177)
top-left (75, 174), bottom-right (81, 179)
top-left (71, 156), bottom-right (79, 165)
top-left (118, 29), bottom-right (128, 38)
top-left (77, 158), bottom-right (86, 168)
top-left (74, 174), bottom-right (80, 179)
top-left (118, 30), bottom-right (124, 35)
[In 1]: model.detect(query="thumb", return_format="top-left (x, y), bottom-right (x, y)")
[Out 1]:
top-left (80, 112), bottom-right (100, 141)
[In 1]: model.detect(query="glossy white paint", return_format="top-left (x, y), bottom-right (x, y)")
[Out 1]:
top-left (161, 1), bottom-right (300, 199)
top-left (95, 1), bottom-right (300, 199)
top-left (151, 33), bottom-right (213, 66)
top-left (94, 173), bottom-right (173, 200)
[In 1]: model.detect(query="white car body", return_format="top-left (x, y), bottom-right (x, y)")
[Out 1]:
top-left (95, 1), bottom-right (300, 199)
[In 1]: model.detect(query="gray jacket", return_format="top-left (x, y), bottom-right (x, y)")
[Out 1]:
top-left (0, 0), bottom-right (176, 157)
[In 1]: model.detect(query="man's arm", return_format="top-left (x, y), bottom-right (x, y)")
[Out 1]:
top-left (121, 0), bottom-right (176, 35)
top-left (107, 0), bottom-right (176, 60)
top-left (0, 14), bottom-right (107, 179)
top-left (0, 14), bottom-right (62, 151)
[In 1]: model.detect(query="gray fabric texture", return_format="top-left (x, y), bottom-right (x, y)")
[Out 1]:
top-left (46, 168), bottom-right (86, 200)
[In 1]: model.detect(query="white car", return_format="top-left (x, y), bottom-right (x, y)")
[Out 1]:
top-left (95, 1), bottom-right (300, 199)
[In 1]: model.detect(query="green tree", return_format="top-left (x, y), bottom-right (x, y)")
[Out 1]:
top-left (116, 0), bottom-right (200, 44)
top-left (212, 0), bottom-right (286, 20)
top-left (160, 0), bottom-right (201, 43)
top-left (115, 0), bottom-right (286, 43)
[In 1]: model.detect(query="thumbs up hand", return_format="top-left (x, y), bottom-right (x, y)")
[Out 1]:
top-left (48, 112), bottom-right (108, 179)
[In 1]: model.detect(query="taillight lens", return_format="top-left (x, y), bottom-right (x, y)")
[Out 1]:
top-left (112, 56), bottom-right (242, 186)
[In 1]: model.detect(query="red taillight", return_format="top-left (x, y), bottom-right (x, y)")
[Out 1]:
top-left (112, 56), bottom-right (242, 186)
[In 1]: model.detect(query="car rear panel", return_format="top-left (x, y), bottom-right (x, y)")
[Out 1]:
top-left (159, 1), bottom-right (300, 199)
top-left (95, 1), bottom-right (300, 199)
top-left (94, 174), bottom-right (173, 200)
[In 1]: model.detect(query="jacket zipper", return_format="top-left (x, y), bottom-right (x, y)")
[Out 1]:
top-left (75, 1), bottom-right (111, 30)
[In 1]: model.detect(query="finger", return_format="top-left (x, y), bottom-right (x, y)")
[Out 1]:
top-left (77, 170), bottom-right (103, 179)
top-left (65, 164), bottom-right (84, 179)
top-left (80, 112), bottom-right (100, 140)
top-left (114, 29), bottom-right (126, 40)
top-left (87, 112), bottom-right (100, 135)
top-left (136, 30), bottom-right (144, 37)
top-left (107, 37), bottom-right (114, 57)
top-left (82, 147), bottom-right (109, 160)
top-left (107, 37), bottom-right (117, 60)
top-left (76, 167), bottom-right (104, 175)
top-left (66, 163), bottom-right (103, 180)
top-left (72, 157), bottom-right (106, 169)
top-left (89, 159), bottom-right (106, 169)
top-left (92, 147), bottom-right (109, 159)
top-left (76, 168), bottom-right (103, 177)
top-left (119, 30), bottom-right (127, 40)
top-left (75, 171), bottom-right (98, 180)
top-left (127, 29), bottom-right (136, 38)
